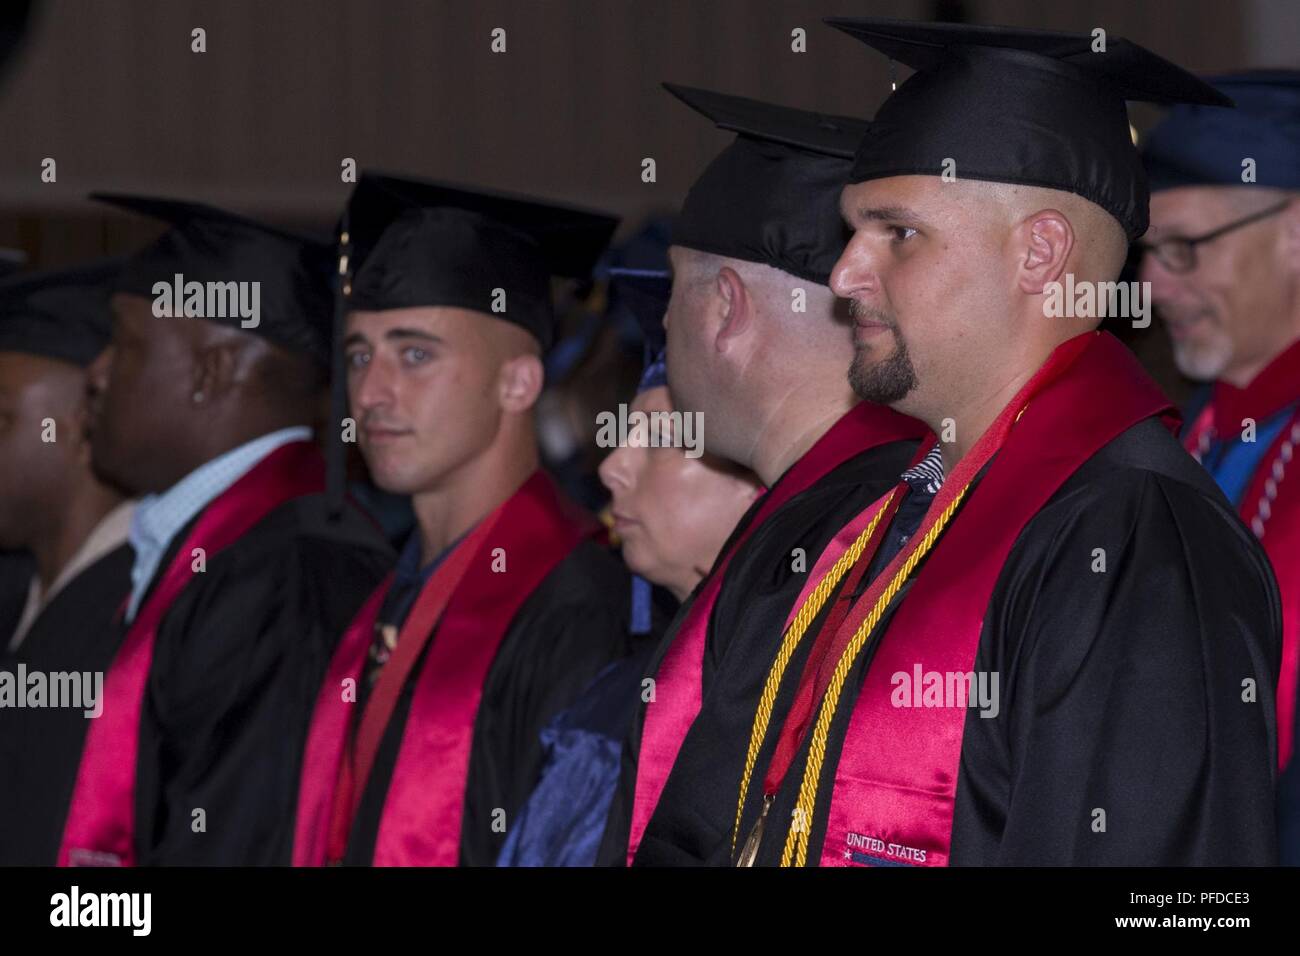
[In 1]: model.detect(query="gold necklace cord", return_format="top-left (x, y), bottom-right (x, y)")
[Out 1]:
top-left (782, 484), bottom-right (970, 867)
top-left (730, 491), bottom-right (897, 854)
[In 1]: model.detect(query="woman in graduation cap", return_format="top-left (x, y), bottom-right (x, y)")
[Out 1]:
top-left (495, 269), bottom-right (763, 866)
top-left (292, 173), bottom-right (636, 867)
top-left (0, 259), bottom-right (135, 865)
top-left (59, 197), bottom-right (395, 867)
top-left (667, 18), bottom-right (1280, 868)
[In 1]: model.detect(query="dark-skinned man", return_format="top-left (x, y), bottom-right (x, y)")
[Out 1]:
top-left (648, 20), bottom-right (1280, 867)
top-left (1139, 71), bottom-right (1300, 864)
top-left (61, 196), bottom-right (393, 866)
top-left (0, 260), bottom-right (134, 865)
top-left (598, 86), bottom-right (926, 866)
top-left (292, 173), bottom-right (633, 867)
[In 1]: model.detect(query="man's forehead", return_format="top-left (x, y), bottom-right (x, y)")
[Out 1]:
top-left (1149, 185), bottom-right (1262, 225)
top-left (347, 305), bottom-right (460, 332)
top-left (839, 176), bottom-right (942, 221)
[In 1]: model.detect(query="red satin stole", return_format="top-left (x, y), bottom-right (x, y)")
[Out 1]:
top-left (293, 470), bottom-right (597, 866)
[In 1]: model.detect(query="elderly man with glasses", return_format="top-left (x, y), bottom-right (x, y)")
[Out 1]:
top-left (1140, 70), bottom-right (1300, 865)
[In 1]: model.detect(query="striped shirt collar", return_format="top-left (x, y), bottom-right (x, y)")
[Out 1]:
top-left (900, 444), bottom-right (945, 496)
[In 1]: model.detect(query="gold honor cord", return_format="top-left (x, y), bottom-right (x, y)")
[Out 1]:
top-left (731, 491), bottom-right (897, 858)
top-left (782, 484), bottom-right (970, 867)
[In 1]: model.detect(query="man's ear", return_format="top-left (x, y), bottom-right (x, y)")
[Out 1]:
top-left (498, 352), bottom-right (544, 413)
top-left (1016, 210), bottom-right (1074, 296)
top-left (70, 385), bottom-right (94, 466)
top-left (714, 265), bottom-right (751, 350)
top-left (190, 339), bottom-right (241, 407)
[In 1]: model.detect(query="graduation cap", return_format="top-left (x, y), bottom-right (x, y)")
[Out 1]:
top-left (665, 83), bottom-right (869, 284)
top-left (0, 257), bottom-right (122, 367)
top-left (607, 267), bottom-right (671, 360)
top-left (824, 17), bottom-right (1235, 239)
top-left (1144, 70), bottom-right (1300, 191)
top-left (92, 193), bottom-right (335, 366)
top-left (344, 172), bottom-right (619, 352)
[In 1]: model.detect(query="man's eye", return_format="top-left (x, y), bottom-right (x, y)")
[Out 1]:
top-left (345, 350), bottom-right (369, 369)
top-left (401, 347), bottom-right (430, 365)
top-left (890, 225), bottom-right (917, 243)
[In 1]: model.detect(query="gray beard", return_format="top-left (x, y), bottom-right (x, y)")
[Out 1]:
top-left (848, 328), bottom-right (918, 405)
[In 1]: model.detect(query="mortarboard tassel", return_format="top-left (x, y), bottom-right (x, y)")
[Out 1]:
top-left (326, 214), bottom-right (351, 520)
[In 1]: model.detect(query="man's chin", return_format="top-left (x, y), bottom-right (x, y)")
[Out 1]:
top-left (1171, 341), bottom-right (1230, 382)
top-left (849, 352), bottom-right (917, 407)
top-left (89, 445), bottom-right (140, 497)
top-left (365, 459), bottom-right (438, 498)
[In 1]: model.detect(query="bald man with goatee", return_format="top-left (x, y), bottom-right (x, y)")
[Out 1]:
top-left (652, 20), bottom-right (1280, 868)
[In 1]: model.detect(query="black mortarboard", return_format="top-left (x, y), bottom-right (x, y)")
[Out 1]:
top-left (1144, 70), bottom-right (1300, 192)
top-left (825, 17), bottom-right (1234, 240)
top-left (91, 193), bottom-right (335, 366)
top-left (666, 83), bottom-right (869, 284)
top-left (608, 267), bottom-right (672, 358)
top-left (0, 257), bottom-right (121, 366)
top-left (345, 172), bottom-right (619, 352)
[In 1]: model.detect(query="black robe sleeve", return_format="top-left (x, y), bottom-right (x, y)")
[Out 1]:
top-left (135, 499), bottom-right (393, 866)
top-left (952, 439), bottom-right (1282, 865)
top-left (0, 545), bottom-right (132, 865)
top-left (460, 540), bottom-right (632, 866)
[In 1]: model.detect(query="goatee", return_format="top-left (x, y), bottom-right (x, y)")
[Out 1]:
top-left (848, 327), bottom-right (917, 405)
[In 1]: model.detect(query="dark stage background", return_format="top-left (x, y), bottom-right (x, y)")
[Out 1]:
top-left (1, 0), bottom-right (1297, 410)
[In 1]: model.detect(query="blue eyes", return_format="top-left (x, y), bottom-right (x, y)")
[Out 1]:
top-left (345, 347), bottom-right (433, 369)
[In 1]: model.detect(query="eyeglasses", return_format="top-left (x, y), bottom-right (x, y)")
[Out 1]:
top-left (1137, 198), bottom-right (1293, 274)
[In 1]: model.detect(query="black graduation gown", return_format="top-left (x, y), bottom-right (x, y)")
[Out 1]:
top-left (641, 418), bottom-right (1281, 866)
top-left (596, 438), bottom-right (920, 865)
top-left (343, 538), bottom-right (633, 867)
top-left (133, 494), bottom-right (394, 866)
top-left (0, 551), bottom-right (33, 641)
top-left (0, 544), bottom-right (132, 865)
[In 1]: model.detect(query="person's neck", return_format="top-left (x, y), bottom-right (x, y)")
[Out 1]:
top-left (32, 481), bottom-right (124, 595)
top-left (667, 567), bottom-right (705, 604)
top-left (410, 442), bottom-right (538, 566)
top-left (933, 366), bottom-right (1038, 477)
top-left (167, 419), bottom-right (310, 490)
top-left (1222, 324), bottom-right (1300, 389)
top-left (748, 386), bottom-right (857, 487)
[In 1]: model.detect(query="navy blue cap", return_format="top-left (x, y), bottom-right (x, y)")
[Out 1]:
top-left (608, 267), bottom-right (670, 392)
top-left (1143, 70), bottom-right (1300, 191)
